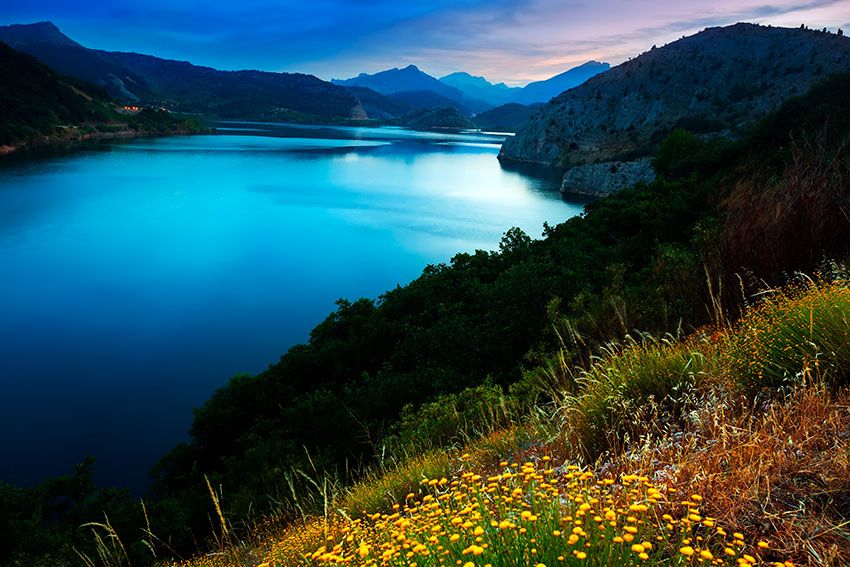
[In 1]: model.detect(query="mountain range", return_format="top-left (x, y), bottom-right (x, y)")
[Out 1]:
top-left (440, 61), bottom-right (610, 106)
top-left (0, 21), bottom-right (608, 130)
top-left (333, 61), bottom-right (610, 110)
top-left (500, 22), bottom-right (850, 194)
top-left (0, 21), bottom-right (368, 122)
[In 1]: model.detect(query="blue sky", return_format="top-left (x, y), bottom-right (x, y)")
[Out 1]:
top-left (1, 0), bottom-right (849, 85)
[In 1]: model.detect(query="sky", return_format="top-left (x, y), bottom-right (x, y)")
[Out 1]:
top-left (1, 0), bottom-right (849, 85)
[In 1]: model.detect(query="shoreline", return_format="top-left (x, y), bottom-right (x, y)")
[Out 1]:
top-left (0, 126), bottom-right (212, 157)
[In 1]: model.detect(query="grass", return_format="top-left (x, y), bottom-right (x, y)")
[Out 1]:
top-left (171, 280), bottom-right (850, 567)
top-left (555, 332), bottom-right (719, 458)
top-left (723, 280), bottom-right (850, 392)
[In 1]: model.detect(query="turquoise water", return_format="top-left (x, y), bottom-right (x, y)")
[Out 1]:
top-left (0, 123), bottom-right (583, 491)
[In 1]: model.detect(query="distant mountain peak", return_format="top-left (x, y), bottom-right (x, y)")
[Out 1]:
top-left (0, 21), bottom-right (81, 48)
top-left (331, 65), bottom-right (491, 112)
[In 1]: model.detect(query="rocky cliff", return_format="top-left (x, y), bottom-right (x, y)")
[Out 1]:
top-left (499, 23), bottom-right (850, 195)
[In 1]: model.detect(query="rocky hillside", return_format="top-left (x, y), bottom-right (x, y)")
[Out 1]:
top-left (499, 23), bottom-right (850, 193)
top-left (0, 22), bottom-right (368, 122)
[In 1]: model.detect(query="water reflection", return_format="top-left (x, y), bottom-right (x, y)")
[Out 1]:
top-left (0, 124), bottom-right (585, 492)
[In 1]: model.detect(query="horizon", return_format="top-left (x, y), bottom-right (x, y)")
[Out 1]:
top-left (1, 1), bottom-right (849, 86)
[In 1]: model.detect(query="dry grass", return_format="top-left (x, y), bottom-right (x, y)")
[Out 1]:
top-left (602, 386), bottom-right (850, 566)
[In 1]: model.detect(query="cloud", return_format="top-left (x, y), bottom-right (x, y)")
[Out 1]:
top-left (1, 0), bottom-right (849, 84)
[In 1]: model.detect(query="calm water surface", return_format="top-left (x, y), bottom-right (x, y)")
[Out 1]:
top-left (0, 123), bottom-right (583, 491)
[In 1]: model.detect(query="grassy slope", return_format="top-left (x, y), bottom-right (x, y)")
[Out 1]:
top-left (174, 281), bottom-right (850, 567)
top-left (164, 76), bottom-right (850, 567)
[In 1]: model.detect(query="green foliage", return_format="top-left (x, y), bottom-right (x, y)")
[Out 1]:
top-left (0, 41), bottom-right (205, 148)
top-left (652, 129), bottom-right (734, 179)
top-left (388, 382), bottom-right (521, 455)
top-left (558, 334), bottom-right (713, 456)
top-left (725, 281), bottom-right (850, 393)
top-left (0, 41), bottom-right (110, 145)
top-left (0, 458), bottom-right (152, 567)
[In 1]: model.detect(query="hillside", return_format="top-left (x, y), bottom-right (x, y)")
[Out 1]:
top-left (347, 86), bottom-right (414, 120)
top-left (398, 106), bottom-right (475, 129)
top-left (500, 23), bottom-right (850, 193)
top-left (0, 41), bottom-right (202, 151)
top-left (0, 22), bottom-right (370, 122)
top-left (0, 40), bottom-right (110, 146)
top-left (332, 64), bottom-right (490, 112)
top-left (387, 89), bottom-right (474, 115)
top-left (472, 102), bottom-right (545, 132)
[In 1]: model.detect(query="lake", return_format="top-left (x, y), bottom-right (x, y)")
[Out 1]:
top-left (0, 123), bottom-right (584, 492)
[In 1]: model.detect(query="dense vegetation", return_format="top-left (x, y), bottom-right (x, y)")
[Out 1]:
top-left (398, 106), bottom-right (475, 129)
top-left (0, 40), bottom-right (204, 148)
top-left (1, 69), bottom-right (848, 566)
top-left (0, 41), bottom-right (113, 145)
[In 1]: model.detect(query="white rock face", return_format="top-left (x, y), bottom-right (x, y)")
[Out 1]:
top-left (561, 158), bottom-right (656, 197)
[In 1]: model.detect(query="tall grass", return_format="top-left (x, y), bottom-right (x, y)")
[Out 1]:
top-left (555, 333), bottom-right (718, 458)
top-left (724, 280), bottom-right (850, 392)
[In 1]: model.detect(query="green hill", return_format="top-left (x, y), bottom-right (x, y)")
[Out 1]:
top-left (399, 105), bottom-right (475, 129)
top-left (0, 40), bottom-right (205, 151)
top-left (0, 40), bottom-right (113, 146)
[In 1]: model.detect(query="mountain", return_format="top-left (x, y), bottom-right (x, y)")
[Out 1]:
top-left (499, 23), bottom-right (850, 194)
top-left (347, 86), bottom-right (414, 120)
top-left (512, 61), bottom-right (610, 104)
top-left (399, 106), bottom-right (475, 130)
top-left (0, 21), bottom-right (368, 122)
top-left (0, 40), bottom-right (111, 147)
top-left (439, 72), bottom-right (519, 106)
top-left (332, 65), bottom-right (490, 112)
top-left (471, 102), bottom-right (545, 132)
top-left (387, 90), bottom-right (473, 116)
top-left (0, 40), bottom-right (202, 151)
top-left (439, 62), bottom-right (609, 106)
